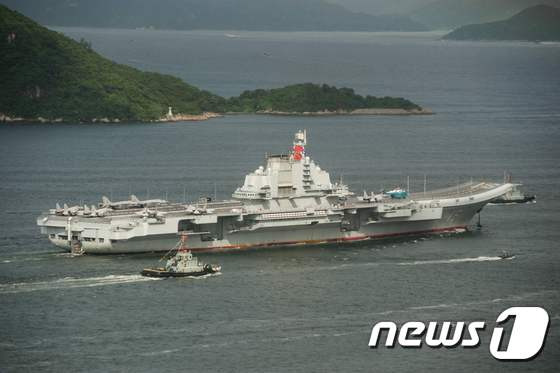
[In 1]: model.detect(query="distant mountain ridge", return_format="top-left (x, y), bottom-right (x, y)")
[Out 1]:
top-left (411, 0), bottom-right (560, 29)
top-left (443, 5), bottom-right (560, 41)
top-left (325, 0), bottom-right (434, 16)
top-left (0, 0), bottom-right (426, 31)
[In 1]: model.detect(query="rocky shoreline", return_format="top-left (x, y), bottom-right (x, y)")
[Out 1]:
top-left (1, 108), bottom-right (432, 124)
top-left (255, 108), bottom-right (433, 116)
top-left (155, 112), bottom-right (222, 122)
top-left (0, 112), bottom-right (222, 124)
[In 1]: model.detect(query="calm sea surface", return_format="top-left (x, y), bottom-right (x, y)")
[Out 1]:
top-left (1, 29), bottom-right (559, 372)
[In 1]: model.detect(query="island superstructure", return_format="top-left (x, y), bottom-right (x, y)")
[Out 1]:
top-left (37, 130), bottom-right (516, 254)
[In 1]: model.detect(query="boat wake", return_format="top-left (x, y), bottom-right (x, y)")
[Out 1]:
top-left (397, 256), bottom-right (503, 266)
top-left (0, 252), bottom-right (68, 264)
top-left (0, 251), bottom-right (83, 264)
top-left (488, 200), bottom-right (536, 206)
top-left (0, 274), bottom-right (160, 294)
top-left (313, 255), bottom-right (509, 272)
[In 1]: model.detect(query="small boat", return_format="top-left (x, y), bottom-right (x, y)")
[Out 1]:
top-left (490, 184), bottom-right (535, 205)
top-left (498, 250), bottom-right (516, 260)
top-left (141, 235), bottom-right (221, 278)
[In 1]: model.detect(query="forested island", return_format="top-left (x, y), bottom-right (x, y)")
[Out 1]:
top-left (0, 5), bottom-right (428, 123)
top-left (228, 84), bottom-right (424, 115)
top-left (443, 5), bottom-right (560, 42)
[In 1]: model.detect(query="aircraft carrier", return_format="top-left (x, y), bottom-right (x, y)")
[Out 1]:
top-left (37, 130), bottom-right (516, 254)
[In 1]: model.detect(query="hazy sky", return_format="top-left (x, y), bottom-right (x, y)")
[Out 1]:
top-left (326, 0), bottom-right (435, 15)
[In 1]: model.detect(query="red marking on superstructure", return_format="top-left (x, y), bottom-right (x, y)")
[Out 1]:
top-left (292, 145), bottom-right (304, 160)
top-left (187, 226), bottom-right (468, 252)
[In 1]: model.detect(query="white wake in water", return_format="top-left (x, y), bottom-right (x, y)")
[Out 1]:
top-left (397, 256), bottom-right (503, 266)
top-left (0, 274), bottom-right (160, 294)
top-left (279, 255), bottom-right (510, 274)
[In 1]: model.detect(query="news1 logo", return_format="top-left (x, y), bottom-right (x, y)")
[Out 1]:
top-left (368, 307), bottom-right (549, 360)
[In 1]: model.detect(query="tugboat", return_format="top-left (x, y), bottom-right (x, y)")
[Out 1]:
top-left (490, 178), bottom-right (535, 204)
top-left (141, 235), bottom-right (221, 278)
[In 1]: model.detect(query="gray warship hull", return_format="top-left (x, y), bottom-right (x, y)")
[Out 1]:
top-left (108, 203), bottom-right (483, 254)
top-left (37, 131), bottom-right (515, 254)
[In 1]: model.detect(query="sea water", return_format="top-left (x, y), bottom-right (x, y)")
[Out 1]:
top-left (0, 29), bottom-right (559, 372)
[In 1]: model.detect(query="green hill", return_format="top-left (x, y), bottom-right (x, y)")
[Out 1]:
top-left (0, 5), bottom-right (424, 122)
top-left (443, 5), bottom-right (560, 41)
top-left (0, 5), bottom-right (226, 121)
top-left (227, 84), bottom-right (421, 114)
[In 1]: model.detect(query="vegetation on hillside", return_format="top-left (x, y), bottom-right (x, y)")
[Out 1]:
top-left (0, 5), bottom-right (226, 121)
top-left (443, 5), bottom-right (560, 41)
top-left (227, 84), bottom-right (421, 113)
top-left (0, 5), bottom-right (423, 122)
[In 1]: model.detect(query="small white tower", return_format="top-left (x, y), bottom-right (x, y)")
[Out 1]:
top-left (166, 106), bottom-right (173, 120)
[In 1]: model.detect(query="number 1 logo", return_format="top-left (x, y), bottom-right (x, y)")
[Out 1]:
top-left (489, 307), bottom-right (549, 360)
